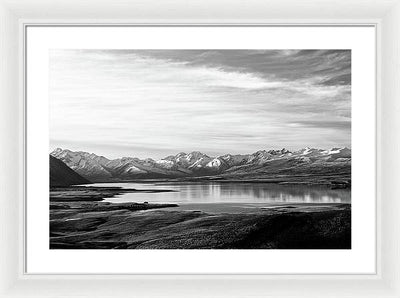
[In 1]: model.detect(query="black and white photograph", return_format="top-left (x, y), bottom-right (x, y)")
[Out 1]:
top-left (49, 49), bottom-right (351, 249)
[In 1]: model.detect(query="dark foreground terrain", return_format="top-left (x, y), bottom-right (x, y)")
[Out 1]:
top-left (50, 187), bottom-right (351, 249)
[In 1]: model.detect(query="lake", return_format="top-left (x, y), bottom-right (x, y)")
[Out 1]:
top-left (87, 182), bottom-right (351, 211)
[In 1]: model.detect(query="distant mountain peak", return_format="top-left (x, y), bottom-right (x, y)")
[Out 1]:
top-left (52, 147), bottom-right (64, 153)
top-left (268, 148), bottom-right (291, 155)
top-left (189, 151), bottom-right (203, 155)
top-left (50, 148), bottom-right (112, 180)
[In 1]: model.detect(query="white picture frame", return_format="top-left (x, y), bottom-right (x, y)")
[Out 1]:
top-left (1, 0), bottom-right (399, 297)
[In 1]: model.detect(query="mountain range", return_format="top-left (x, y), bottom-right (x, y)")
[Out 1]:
top-left (50, 147), bottom-right (351, 185)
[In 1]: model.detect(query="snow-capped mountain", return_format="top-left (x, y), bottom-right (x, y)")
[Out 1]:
top-left (51, 148), bottom-right (112, 180)
top-left (162, 151), bottom-right (212, 169)
top-left (50, 147), bottom-right (351, 182)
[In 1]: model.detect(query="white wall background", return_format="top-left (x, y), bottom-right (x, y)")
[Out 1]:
top-left (0, 3), bottom-right (19, 290)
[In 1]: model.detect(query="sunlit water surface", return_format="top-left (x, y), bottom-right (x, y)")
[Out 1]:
top-left (87, 182), bottom-right (350, 211)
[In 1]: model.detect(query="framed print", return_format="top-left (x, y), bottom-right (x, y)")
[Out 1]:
top-left (25, 25), bottom-right (375, 274)
top-left (0, 0), bottom-right (400, 297)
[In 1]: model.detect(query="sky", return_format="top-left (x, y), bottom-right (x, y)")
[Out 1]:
top-left (49, 49), bottom-right (351, 159)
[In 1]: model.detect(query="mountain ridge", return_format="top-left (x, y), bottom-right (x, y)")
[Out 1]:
top-left (50, 155), bottom-right (91, 187)
top-left (50, 147), bottom-right (351, 185)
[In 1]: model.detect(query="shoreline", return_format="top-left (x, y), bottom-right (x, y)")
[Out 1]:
top-left (50, 186), bottom-right (176, 202)
top-left (77, 177), bottom-right (351, 189)
top-left (50, 185), bottom-right (351, 249)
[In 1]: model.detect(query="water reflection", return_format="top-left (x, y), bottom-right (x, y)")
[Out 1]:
top-left (91, 182), bottom-right (351, 204)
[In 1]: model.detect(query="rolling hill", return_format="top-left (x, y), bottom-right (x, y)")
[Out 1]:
top-left (50, 155), bottom-right (91, 187)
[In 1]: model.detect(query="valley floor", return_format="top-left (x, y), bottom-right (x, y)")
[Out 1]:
top-left (50, 186), bottom-right (351, 249)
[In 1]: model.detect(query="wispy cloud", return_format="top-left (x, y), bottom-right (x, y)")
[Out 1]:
top-left (50, 50), bottom-right (351, 159)
top-left (289, 120), bottom-right (351, 130)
